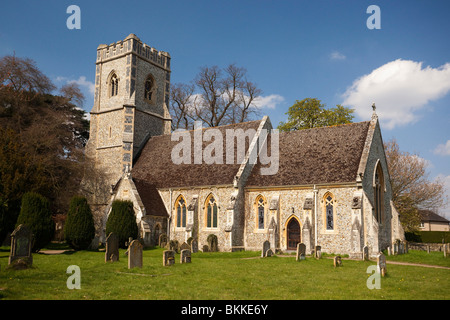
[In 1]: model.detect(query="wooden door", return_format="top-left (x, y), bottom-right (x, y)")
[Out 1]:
top-left (287, 219), bottom-right (300, 250)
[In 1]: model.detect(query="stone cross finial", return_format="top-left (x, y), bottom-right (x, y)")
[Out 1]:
top-left (372, 102), bottom-right (376, 111)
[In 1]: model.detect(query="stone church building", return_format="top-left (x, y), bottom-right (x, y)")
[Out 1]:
top-left (84, 34), bottom-right (404, 258)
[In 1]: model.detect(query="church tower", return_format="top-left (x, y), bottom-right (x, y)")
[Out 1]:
top-left (84, 34), bottom-right (172, 232)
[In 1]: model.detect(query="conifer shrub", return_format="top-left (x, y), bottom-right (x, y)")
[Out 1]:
top-left (105, 200), bottom-right (138, 248)
top-left (64, 196), bottom-right (95, 250)
top-left (16, 192), bottom-right (54, 252)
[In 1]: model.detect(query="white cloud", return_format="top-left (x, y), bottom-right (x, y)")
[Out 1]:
top-left (56, 75), bottom-right (95, 96)
top-left (330, 51), bottom-right (346, 60)
top-left (252, 94), bottom-right (285, 109)
top-left (434, 140), bottom-right (450, 156)
top-left (341, 59), bottom-right (450, 129)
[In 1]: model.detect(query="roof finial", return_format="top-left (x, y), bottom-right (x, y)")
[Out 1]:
top-left (371, 102), bottom-right (378, 120)
top-left (372, 102), bottom-right (376, 112)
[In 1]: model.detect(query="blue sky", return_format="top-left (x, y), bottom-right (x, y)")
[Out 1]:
top-left (1, 1), bottom-right (449, 217)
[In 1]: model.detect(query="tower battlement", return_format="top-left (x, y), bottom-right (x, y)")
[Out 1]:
top-left (96, 33), bottom-right (171, 71)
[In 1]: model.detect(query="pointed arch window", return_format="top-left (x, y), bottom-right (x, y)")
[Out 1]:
top-left (110, 73), bottom-right (119, 97)
top-left (175, 196), bottom-right (187, 228)
top-left (374, 162), bottom-right (385, 224)
top-left (325, 194), bottom-right (334, 231)
top-left (256, 195), bottom-right (265, 229)
top-left (206, 195), bottom-right (218, 228)
top-left (144, 75), bottom-right (156, 103)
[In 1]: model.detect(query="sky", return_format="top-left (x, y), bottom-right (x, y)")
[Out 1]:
top-left (1, 0), bottom-right (449, 218)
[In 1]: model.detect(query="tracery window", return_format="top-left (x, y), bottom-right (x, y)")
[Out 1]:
top-left (206, 195), bottom-right (218, 228)
top-left (256, 196), bottom-right (265, 229)
top-left (325, 194), bottom-right (334, 231)
top-left (110, 73), bottom-right (119, 97)
top-left (176, 196), bottom-right (187, 228)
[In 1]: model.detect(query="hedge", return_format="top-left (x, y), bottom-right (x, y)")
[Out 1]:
top-left (405, 231), bottom-right (450, 243)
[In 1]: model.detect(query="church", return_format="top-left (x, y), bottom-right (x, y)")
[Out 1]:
top-left (84, 34), bottom-right (404, 258)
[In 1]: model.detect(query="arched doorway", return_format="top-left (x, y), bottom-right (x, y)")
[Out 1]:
top-left (287, 218), bottom-right (301, 250)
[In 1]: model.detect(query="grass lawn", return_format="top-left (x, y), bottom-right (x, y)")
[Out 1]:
top-left (0, 246), bottom-right (449, 300)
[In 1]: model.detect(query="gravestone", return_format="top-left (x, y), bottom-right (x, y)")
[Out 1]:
top-left (158, 233), bottom-right (168, 248)
top-left (8, 224), bottom-right (33, 269)
top-left (105, 232), bottom-right (119, 262)
top-left (202, 245), bottom-right (209, 252)
top-left (387, 246), bottom-right (392, 256)
top-left (314, 246), bottom-right (321, 259)
top-left (261, 240), bottom-right (270, 258)
top-left (180, 249), bottom-right (191, 263)
top-left (296, 243), bottom-right (306, 262)
top-left (128, 240), bottom-right (143, 269)
top-left (443, 244), bottom-right (448, 258)
top-left (333, 255), bottom-right (342, 267)
top-left (191, 239), bottom-right (198, 253)
top-left (377, 253), bottom-right (387, 277)
top-left (180, 242), bottom-right (190, 251)
top-left (265, 248), bottom-right (274, 257)
top-left (163, 250), bottom-right (175, 266)
top-left (363, 245), bottom-right (369, 261)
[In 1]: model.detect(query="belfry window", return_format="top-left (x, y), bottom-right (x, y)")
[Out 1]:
top-left (176, 197), bottom-right (186, 228)
top-left (144, 75), bottom-right (155, 102)
top-left (110, 73), bottom-right (119, 97)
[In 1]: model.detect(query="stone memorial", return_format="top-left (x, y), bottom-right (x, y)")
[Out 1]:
top-left (163, 250), bottom-right (175, 266)
top-left (296, 243), bottom-right (306, 261)
top-left (333, 255), bottom-right (342, 267)
top-left (180, 242), bottom-right (190, 251)
top-left (180, 249), bottom-right (191, 263)
top-left (265, 248), bottom-right (274, 257)
top-left (128, 240), bottom-right (143, 269)
top-left (261, 240), bottom-right (270, 257)
top-left (159, 233), bottom-right (168, 248)
top-left (314, 246), bottom-right (321, 259)
top-left (8, 224), bottom-right (33, 269)
top-left (105, 232), bottom-right (119, 262)
top-left (377, 253), bottom-right (387, 277)
top-left (202, 245), bottom-right (209, 252)
top-left (191, 238), bottom-right (198, 253)
top-left (363, 245), bottom-right (369, 261)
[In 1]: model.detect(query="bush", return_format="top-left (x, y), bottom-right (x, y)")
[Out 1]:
top-left (64, 196), bottom-right (95, 250)
top-left (16, 192), bottom-right (54, 252)
top-left (105, 200), bottom-right (138, 248)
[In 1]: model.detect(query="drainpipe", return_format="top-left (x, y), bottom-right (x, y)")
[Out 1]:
top-left (168, 188), bottom-right (172, 239)
top-left (313, 185), bottom-right (318, 247)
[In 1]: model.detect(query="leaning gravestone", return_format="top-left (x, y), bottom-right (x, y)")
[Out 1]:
top-left (296, 243), bottom-right (306, 261)
top-left (261, 240), bottom-right (270, 257)
top-left (8, 224), bottom-right (33, 269)
top-left (163, 250), bottom-right (175, 266)
top-left (377, 253), bottom-right (387, 277)
top-left (105, 232), bottom-right (119, 262)
top-left (191, 239), bottom-right (198, 253)
top-left (180, 249), bottom-right (191, 263)
top-left (265, 248), bottom-right (274, 257)
top-left (180, 242), bottom-right (190, 251)
top-left (128, 240), bottom-right (143, 269)
top-left (333, 255), bottom-right (342, 267)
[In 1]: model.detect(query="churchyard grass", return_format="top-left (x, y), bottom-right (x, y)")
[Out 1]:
top-left (0, 246), bottom-right (448, 300)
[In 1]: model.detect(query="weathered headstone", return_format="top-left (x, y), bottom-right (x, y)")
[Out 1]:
top-left (443, 244), bottom-right (448, 258)
top-left (202, 245), bottom-right (209, 252)
top-left (261, 240), bottom-right (270, 257)
top-left (180, 242), bottom-right (190, 251)
top-left (296, 243), bottom-right (306, 261)
top-left (377, 253), bottom-right (387, 277)
top-left (180, 249), bottom-right (191, 263)
top-left (191, 239), bottom-right (198, 253)
top-left (314, 246), bottom-right (321, 259)
top-left (158, 233), bottom-right (168, 248)
top-left (128, 240), bottom-right (143, 269)
top-left (8, 224), bottom-right (33, 269)
top-left (163, 250), bottom-right (175, 266)
top-left (363, 245), bottom-right (369, 261)
top-left (105, 232), bottom-right (119, 262)
top-left (387, 246), bottom-right (392, 256)
top-left (333, 255), bottom-right (342, 267)
top-left (265, 248), bottom-right (274, 257)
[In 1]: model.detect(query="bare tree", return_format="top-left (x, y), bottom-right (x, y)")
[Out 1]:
top-left (385, 139), bottom-right (447, 232)
top-left (169, 63), bottom-right (262, 129)
top-left (60, 82), bottom-right (85, 108)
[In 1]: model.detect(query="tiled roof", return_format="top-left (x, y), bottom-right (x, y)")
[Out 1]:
top-left (419, 210), bottom-right (450, 223)
top-left (246, 121), bottom-right (371, 187)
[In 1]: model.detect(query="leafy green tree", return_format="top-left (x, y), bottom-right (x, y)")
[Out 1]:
top-left (64, 196), bottom-right (95, 250)
top-left (278, 98), bottom-right (354, 131)
top-left (105, 200), bottom-right (138, 248)
top-left (16, 192), bottom-right (54, 252)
